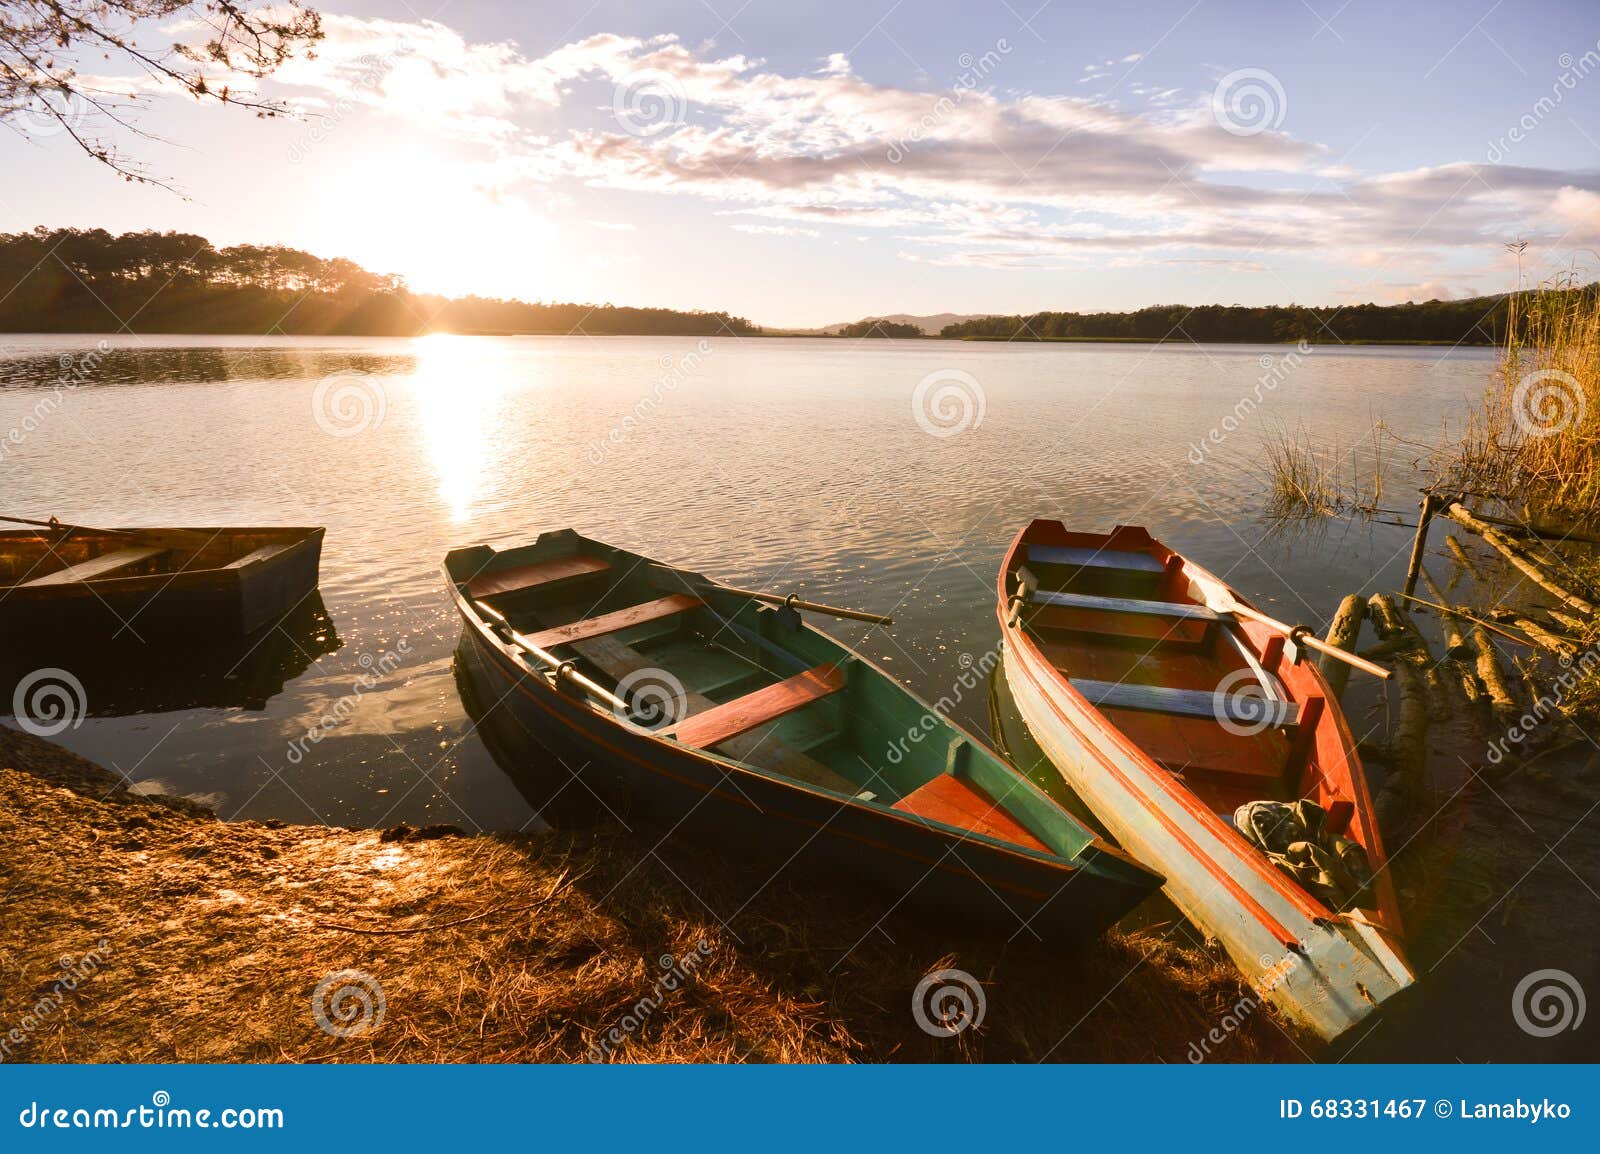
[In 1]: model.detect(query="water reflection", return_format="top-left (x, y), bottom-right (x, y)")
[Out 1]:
top-left (0, 594), bottom-right (341, 716)
top-left (412, 334), bottom-right (512, 521)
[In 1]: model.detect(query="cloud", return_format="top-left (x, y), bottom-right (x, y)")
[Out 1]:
top-left (198, 19), bottom-right (1600, 281)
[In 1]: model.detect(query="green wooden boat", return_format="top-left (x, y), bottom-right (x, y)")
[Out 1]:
top-left (445, 529), bottom-right (1161, 938)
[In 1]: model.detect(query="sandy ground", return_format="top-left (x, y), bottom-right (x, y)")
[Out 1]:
top-left (0, 725), bottom-right (1299, 1063)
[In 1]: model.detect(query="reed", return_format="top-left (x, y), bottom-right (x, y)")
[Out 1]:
top-left (1449, 278), bottom-right (1600, 523)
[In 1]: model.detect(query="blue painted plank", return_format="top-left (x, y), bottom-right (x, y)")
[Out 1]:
top-left (1071, 678), bottom-right (1300, 728)
top-left (1030, 589), bottom-right (1219, 621)
top-left (1027, 545), bottom-right (1165, 574)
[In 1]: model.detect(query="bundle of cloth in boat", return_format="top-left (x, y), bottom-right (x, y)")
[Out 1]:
top-left (1233, 800), bottom-right (1374, 911)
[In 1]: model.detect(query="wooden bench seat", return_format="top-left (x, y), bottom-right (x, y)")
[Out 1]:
top-left (223, 541), bottom-right (293, 569)
top-left (892, 775), bottom-right (1050, 852)
top-left (466, 554), bottom-right (610, 599)
top-left (1028, 544), bottom-right (1166, 574)
top-left (550, 626), bottom-right (859, 795)
top-left (21, 546), bottom-right (167, 588)
top-left (1029, 589), bottom-right (1219, 621)
top-left (522, 594), bottom-right (702, 649)
top-left (1072, 678), bottom-right (1300, 728)
top-left (670, 663), bottom-right (845, 750)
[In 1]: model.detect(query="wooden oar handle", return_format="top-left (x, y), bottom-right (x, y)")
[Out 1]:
top-left (1230, 603), bottom-right (1392, 680)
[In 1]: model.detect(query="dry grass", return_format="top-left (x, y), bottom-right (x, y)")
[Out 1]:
top-left (0, 727), bottom-right (1306, 1064)
top-left (1448, 280), bottom-right (1600, 522)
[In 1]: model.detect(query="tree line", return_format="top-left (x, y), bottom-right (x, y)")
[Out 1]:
top-left (0, 229), bottom-right (761, 337)
top-left (937, 298), bottom-right (1540, 344)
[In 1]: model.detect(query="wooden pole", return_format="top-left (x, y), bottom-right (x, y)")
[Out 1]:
top-left (1443, 535), bottom-right (1485, 583)
top-left (1402, 492), bottom-right (1438, 597)
top-left (1208, 596), bottom-right (1392, 680)
top-left (1318, 594), bottom-right (1368, 702)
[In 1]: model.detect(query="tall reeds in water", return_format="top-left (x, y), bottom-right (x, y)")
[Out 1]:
top-left (1451, 278), bottom-right (1600, 524)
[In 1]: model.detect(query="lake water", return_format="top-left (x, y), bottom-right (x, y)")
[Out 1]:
top-left (0, 333), bottom-right (1495, 831)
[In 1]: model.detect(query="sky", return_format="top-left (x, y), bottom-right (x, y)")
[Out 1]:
top-left (3, 0), bottom-right (1600, 327)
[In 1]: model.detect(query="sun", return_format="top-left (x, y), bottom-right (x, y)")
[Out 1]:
top-left (306, 144), bottom-right (562, 302)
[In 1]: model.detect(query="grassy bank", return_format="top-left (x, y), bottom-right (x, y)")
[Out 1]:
top-left (0, 726), bottom-right (1300, 1064)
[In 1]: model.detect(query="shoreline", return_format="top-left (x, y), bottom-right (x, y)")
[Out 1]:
top-left (0, 725), bottom-right (1302, 1064)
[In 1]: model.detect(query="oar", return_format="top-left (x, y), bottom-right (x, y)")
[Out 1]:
top-left (474, 600), bottom-right (632, 714)
top-left (0, 514), bottom-right (215, 549)
top-left (1205, 588), bottom-right (1392, 681)
top-left (648, 564), bottom-right (892, 626)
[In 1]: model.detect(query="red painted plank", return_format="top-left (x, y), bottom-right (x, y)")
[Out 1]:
top-left (893, 775), bottom-right (1050, 852)
top-left (522, 594), bottom-right (702, 649)
top-left (671, 663), bottom-right (844, 750)
top-left (466, 554), bottom-right (609, 599)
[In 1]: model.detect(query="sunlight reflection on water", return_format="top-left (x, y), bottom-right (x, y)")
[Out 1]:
top-left (0, 333), bottom-right (1494, 828)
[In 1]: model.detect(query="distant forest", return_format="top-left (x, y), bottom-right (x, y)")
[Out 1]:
top-left (939, 298), bottom-right (1536, 344)
top-left (0, 229), bottom-right (760, 337)
top-left (3, 227), bottom-right (1582, 344)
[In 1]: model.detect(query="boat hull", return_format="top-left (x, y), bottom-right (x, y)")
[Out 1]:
top-left (1002, 630), bottom-right (1411, 1042)
top-left (0, 527), bottom-right (324, 646)
top-left (453, 610), bottom-right (1155, 942)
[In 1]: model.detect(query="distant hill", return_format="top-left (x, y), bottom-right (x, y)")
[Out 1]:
top-left (818, 313), bottom-right (991, 335)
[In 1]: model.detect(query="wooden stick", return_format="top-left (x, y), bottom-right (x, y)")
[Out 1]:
top-left (1392, 592), bottom-right (1536, 647)
top-left (1444, 503), bottom-right (1598, 616)
top-left (1205, 592), bottom-right (1392, 680)
top-left (0, 514), bottom-right (215, 549)
top-left (1318, 594), bottom-right (1368, 702)
top-left (1370, 592), bottom-right (1451, 716)
top-left (651, 565), bottom-right (893, 625)
top-left (1496, 613), bottom-right (1580, 659)
top-left (1402, 493), bottom-right (1438, 597)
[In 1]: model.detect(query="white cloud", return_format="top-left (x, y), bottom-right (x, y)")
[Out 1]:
top-left (206, 19), bottom-right (1600, 279)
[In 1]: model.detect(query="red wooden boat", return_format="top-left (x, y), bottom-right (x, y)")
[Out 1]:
top-left (998, 519), bottom-right (1412, 1041)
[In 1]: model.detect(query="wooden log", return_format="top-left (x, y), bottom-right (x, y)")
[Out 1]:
top-left (1466, 621), bottom-right (1522, 729)
top-left (1369, 593), bottom-right (1448, 711)
top-left (1367, 594), bottom-right (1430, 828)
top-left (1402, 493), bottom-right (1439, 597)
top-left (1419, 570), bottom-right (1485, 706)
top-left (1547, 607), bottom-right (1590, 634)
top-left (1496, 613), bottom-right (1581, 659)
top-left (1444, 503), bottom-right (1599, 616)
top-left (1444, 535), bottom-right (1487, 583)
top-left (1318, 594), bottom-right (1368, 702)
